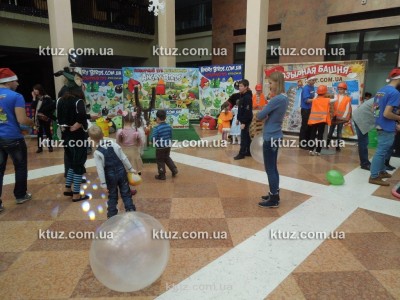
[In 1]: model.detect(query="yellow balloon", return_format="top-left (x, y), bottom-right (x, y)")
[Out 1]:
top-left (128, 173), bottom-right (142, 186)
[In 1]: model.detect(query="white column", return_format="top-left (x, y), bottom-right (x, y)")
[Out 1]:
top-left (244, 0), bottom-right (269, 87)
top-left (47, 0), bottom-right (74, 94)
top-left (158, 0), bottom-right (176, 67)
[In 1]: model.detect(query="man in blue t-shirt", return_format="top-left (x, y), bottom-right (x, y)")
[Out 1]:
top-left (299, 75), bottom-right (316, 149)
top-left (0, 68), bottom-right (34, 212)
top-left (369, 68), bottom-right (400, 186)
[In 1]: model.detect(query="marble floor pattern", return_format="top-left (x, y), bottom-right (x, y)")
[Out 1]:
top-left (0, 126), bottom-right (399, 299)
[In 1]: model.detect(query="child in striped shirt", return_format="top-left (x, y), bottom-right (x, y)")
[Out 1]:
top-left (150, 110), bottom-right (178, 180)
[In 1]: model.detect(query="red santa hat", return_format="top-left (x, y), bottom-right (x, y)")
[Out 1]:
top-left (0, 68), bottom-right (18, 83)
top-left (386, 68), bottom-right (400, 83)
top-left (306, 74), bottom-right (317, 81)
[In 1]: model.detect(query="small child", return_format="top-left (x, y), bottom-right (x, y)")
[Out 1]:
top-left (132, 106), bottom-right (148, 154)
top-left (116, 111), bottom-right (144, 176)
top-left (218, 102), bottom-right (233, 141)
top-left (150, 110), bottom-right (178, 180)
top-left (308, 85), bottom-right (332, 156)
top-left (88, 125), bottom-right (137, 219)
top-left (230, 100), bottom-right (241, 144)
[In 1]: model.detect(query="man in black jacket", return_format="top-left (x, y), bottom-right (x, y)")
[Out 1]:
top-left (234, 79), bottom-right (253, 160)
top-left (31, 84), bottom-right (56, 153)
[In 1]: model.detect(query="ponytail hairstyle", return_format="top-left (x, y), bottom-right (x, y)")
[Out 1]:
top-left (134, 106), bottom-right (143, 129)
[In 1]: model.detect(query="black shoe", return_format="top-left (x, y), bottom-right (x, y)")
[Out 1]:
top-left (361, 165), bottom-right (371, 171)
top-left (258, 193), bottom-right (280, 208)
top-left (155, 174), bottom-right (166, 180)
top-left (63, 191), bottom-right (73, 196)
top-left (245, 153), bottom-right (252, 157)
top-left (261, 189), bottom-right (280, 201)
top-left (234, 154), bottom-right (245, 160)
top-left (385, 163), bottom-right (395, 171)
top-left (336, 147), bottom-right (341, 152)
top-left (258, 200), bottom-right (279, 208)
top-left (49, 147), bottom-right (53, 152)
top-left (72, 194), bottom-right (90, 202)
top-left (172, 168), bottom-right (178, 177)
top-left (36, 148), bottom-right (43, 153)
top-left (0, 199), bottom-right (4, 213)
top-left (126, 206), bottom-right (136, 212)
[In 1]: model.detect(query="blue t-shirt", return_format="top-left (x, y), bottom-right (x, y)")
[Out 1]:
top-left (373, 85), bottom-right (400, 132)
top-left (301, 84), bottom-right (315, 110)
top-left (257, 93), bottom-right (289, 141)
top-left (0, 88), bottom-right (25, 139)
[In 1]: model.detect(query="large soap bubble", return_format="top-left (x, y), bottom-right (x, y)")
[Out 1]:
top-left (90, 212), bottom-right (170, 292)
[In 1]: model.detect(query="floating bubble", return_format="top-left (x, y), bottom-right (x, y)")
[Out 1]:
top-left (88, 210), bottom-right (96, 220)
top-left (51, 206), bottom-right (60, 218)
top-left (97, 205), bottom-right (104, 213)
top-left (101, 193), bottom-right (106, 199)
top-left (83, 184), bottom-right (88, 190)
top-left (86, 180), bottom-right (91, 185)
top-left (87, 193), bottom-right (93, 200)
top-left (82, 201), bottom-right (90, 212)
top-left (80, 190), bottom-right (85, 196)
top-left (92, 184), bottom-right (98, 190)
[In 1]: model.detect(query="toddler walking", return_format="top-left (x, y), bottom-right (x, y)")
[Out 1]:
top-left (116, 111), bottom-right (144, 176)
top-left (89, 125), bottom-right (137, 219)
top-left (230, 100), bottom-right (241, 144)
top-left (218, 102), bottom-right (233, 141)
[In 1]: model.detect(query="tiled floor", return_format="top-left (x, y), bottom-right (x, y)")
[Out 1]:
top-left (0, 126), bottom-right (399, 299)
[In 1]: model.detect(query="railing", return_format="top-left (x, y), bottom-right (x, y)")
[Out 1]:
top-left (176, 1), bottom-right (212, 35)
top-left (0, 0), bottom-right (155, 35)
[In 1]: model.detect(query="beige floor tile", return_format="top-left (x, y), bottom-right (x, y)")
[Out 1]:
top-left (0, 221), bottom-right (53, 252)
top-left (337, 208), bottom-right (391, 233)
top-left (170, 198), bottom-right (225, 219)
top-left (293, 240), bottom-right (366, 273)
top-left (266, 275), bottom-right (306, 300)
top-left (226, 217), bottom-right (277, 246)
top-left (0, 251), bottom-right (88, 299)
top-left (370, 270), bottom-right (400, 299)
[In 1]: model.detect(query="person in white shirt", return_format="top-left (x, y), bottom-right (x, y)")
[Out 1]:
top-left (89, 125), bottom-right (137, 218)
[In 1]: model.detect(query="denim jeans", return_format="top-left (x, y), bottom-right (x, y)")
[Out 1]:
top-left (0, 138), bottom-right (28, 199)
top-left (354, 123), bottom-right (370, 167)
top-left (106, 167), bottom-right (135, 218)
top-left (263, 140), bottom-right (280, 194)
top-left (370, 131), bottom-right (395, 178)
top-left (327, 122), bottom-right (344, 146)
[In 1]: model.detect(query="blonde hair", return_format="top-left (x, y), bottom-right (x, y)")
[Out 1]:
top-left (88, 125), bottom-right (104, 142)
top-left (269, 72), bottom-right (285, 94)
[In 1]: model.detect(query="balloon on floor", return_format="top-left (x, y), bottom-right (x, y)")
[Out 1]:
top-left (391, 182), bottom-right (400, 199)
top-left (250, 133), bottom-right (264, 164)
top-left (326, 170), bottom-right (344, 185)
top-left (89, 212), bottom-right (170, 292)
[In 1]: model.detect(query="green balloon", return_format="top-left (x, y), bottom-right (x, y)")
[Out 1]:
top-left (326, 170), bottom-right (344, 185)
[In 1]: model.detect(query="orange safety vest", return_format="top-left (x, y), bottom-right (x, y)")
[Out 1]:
top-left (334, 95), bottom-right (352, 120)
top-left (308, 97), bottom-right (331, 126)
top-left (252, 93), bottom-right (267, 109)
